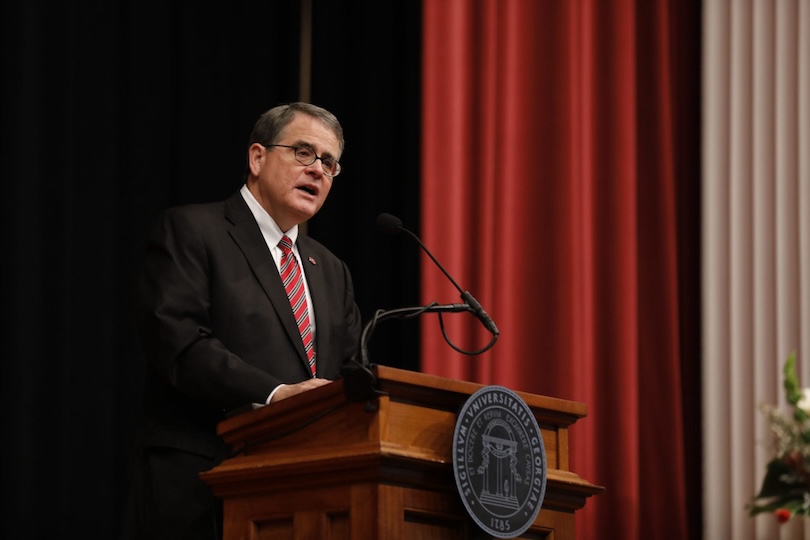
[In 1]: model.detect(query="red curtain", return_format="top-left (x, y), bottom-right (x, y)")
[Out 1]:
top-left (421, 1), bottom-right (698, 538)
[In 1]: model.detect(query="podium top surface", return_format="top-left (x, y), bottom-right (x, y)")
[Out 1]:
top-left (217, 365), bottom-right (588, 441)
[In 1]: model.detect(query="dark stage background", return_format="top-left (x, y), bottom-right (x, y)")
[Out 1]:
top-left (0, 1), bottom-right (422, 536)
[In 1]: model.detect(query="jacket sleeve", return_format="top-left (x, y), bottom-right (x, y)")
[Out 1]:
top-left (137, 206), bottom-right (279, 410)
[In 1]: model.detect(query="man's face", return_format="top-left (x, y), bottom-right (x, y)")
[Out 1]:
top-left (247, 113), bottom-right (340, 231)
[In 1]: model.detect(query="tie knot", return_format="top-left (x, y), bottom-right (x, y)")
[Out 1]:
top-left (279, 235), bottom-right (293, 253)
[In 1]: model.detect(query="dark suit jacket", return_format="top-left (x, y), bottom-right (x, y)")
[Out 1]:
top-left (121, 190), bottom-right (362, 539)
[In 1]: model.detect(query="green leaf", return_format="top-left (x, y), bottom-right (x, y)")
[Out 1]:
top-left (750, 493), bottom-right (808, 516)
top-left (755, 459), bottom-right (795, 498)
top-left (784, 353), bottom-right (801, 406)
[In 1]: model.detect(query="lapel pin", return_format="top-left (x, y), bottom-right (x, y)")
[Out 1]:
top-left (308, 257), bottom-right (317, 265)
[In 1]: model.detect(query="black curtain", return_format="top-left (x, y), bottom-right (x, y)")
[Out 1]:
top-left (308, 0), bottom-right (423, 370)
top-left (0, 0), bottom-right (421, 537)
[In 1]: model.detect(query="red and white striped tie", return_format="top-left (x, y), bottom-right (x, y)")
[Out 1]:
top-left (278, 235), bottom-right (316, 376)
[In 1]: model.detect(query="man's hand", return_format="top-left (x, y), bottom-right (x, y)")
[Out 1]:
top-left (270, 378), bottom-right (333, 403)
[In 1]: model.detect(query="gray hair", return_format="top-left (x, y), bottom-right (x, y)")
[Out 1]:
top-left (248, 102), bottom-right (344, 156)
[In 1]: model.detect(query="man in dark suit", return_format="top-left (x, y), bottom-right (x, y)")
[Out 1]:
top-left (120, 102), bottom-right (362, 539)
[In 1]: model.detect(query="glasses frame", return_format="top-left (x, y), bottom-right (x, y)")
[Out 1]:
top-left (265, 144), bottom-right (341, 178)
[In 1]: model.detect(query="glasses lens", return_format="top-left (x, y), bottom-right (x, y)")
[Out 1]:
top-left (287, 145), bottom-right (341, 177)
top-left (294, 146), bottom-right (316, 165)
top-left (321, 158), bottom-right (340, 177)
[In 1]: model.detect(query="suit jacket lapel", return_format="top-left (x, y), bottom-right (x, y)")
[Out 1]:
top-left (222, 192), bottom-right (310, 369)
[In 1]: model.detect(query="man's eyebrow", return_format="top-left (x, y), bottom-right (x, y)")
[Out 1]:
top-left (293, 140), bottom-right (337, 159)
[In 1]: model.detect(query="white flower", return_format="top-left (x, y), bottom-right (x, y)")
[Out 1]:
top-left (797, 388), bottom-right (810, 415)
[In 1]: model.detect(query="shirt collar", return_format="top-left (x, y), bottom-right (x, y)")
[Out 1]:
top-left (239, 184), bottom-right (299, 248)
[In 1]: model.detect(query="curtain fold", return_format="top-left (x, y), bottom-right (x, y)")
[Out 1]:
top-left (421, 0), bottom-right (698, 537)
top-left (702, 1), bottom-right (810, 538)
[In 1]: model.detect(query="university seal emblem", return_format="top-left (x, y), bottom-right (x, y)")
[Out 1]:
top-left (453, 385), bottom-right (547, 538)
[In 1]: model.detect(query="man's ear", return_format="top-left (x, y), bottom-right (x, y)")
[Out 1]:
top-left (247, 143), bottom-right (266, 176)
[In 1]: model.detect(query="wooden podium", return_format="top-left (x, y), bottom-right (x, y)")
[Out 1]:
top-left (201, 366), bottom-right (602, 539)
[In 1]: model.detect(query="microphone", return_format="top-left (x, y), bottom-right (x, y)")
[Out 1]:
top-left (376, 213), bottom-right (499, 336)
top-left (342, 214), bottom-right (499, 402)
top-left (343, 301), bottom-right (479, 402)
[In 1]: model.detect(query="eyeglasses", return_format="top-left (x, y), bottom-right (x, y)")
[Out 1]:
top-left (266, 144), bottom-right (341, 178)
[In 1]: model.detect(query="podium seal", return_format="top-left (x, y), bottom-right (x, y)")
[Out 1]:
top-left (452, 385), bottom-right (547, 538)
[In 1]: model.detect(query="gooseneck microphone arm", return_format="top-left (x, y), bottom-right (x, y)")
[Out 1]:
top-left (358, 303), bottom-right (474, 367)
top-left (376, 213), bottom-right (500, 337)
top-left (343, 302), bottom-right (478, 402)
top-left (377, 213), bottom-right (466, 292)
top-left (343, 215), bottom-right (500, 402)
